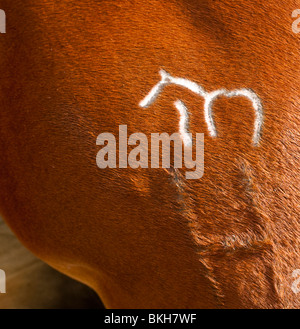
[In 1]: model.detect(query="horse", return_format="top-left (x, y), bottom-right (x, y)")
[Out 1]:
top-left (0, 0), bottom-right (299, 308)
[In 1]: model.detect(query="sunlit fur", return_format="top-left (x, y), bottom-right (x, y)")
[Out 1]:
top-left (0, 1), bottom-right (299, 308)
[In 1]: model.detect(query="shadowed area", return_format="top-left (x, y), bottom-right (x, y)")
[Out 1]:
top-left (0, 216), bottom-right (104, 309)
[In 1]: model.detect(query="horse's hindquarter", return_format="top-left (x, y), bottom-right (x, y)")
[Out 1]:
top-left (0, 1), bottom-right (299, 308)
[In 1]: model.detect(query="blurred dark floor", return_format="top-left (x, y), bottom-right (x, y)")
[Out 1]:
top-left (0, 216), bottom-right (104, 309)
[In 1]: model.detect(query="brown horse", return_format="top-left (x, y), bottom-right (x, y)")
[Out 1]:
top-left (0, 0), bottom-right (299, 308)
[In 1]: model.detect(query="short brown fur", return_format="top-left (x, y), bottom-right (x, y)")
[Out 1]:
top-left (0, 0), bottom-right (299, 308)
